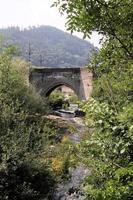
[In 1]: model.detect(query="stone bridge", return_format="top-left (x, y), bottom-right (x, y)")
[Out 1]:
top-left (29, 67), bottom-right (92, 100)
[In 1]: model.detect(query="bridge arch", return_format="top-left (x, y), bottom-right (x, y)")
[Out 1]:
top-left (44, 82), bottom-right (78, 97)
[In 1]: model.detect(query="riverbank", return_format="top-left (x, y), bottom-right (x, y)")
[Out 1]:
top-left (45, 115), bottom-right (90, 200)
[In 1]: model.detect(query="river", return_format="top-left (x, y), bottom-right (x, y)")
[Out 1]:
top-left (50, 115), bottom-right (90, 200)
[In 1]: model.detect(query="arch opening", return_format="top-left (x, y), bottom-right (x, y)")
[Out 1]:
top-left (46, 83), bottom-right (79, 110)
top-left (45, 83), bottom-right (77, 97)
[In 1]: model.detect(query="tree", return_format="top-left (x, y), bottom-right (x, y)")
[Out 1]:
top-left (88, 40), bottom-right (133, 110)
top-left (53, 0), bottom-right (133, 58)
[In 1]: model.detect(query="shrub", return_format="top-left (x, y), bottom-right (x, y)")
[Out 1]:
top-left (0, 51), bottom-right (56, 199)
top-left (79, 99), bottom-right (133, 200)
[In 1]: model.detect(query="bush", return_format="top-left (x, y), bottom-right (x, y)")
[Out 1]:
top-left (0, 54), bottom-right (49, 114)
top-left (49, 91), bottom-right (69, 110)
top-left (0, 51), bottom-right (56, 199)
top-left (79, 99), bottom-right (133, 200)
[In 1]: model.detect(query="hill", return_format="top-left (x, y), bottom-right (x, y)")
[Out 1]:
top-left (0, 26), bottom-right (97, 67)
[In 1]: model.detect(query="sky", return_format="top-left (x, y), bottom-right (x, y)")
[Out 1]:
top-left (0, 0), bottom-right (102, 47)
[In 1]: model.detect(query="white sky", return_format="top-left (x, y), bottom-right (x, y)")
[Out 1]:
top-left (0, 0), bottom-right (102, 48)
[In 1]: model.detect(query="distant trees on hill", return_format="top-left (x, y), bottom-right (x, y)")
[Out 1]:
top-left (0, 26), bottom-right (97, 67)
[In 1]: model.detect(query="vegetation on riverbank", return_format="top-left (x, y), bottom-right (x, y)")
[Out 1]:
top-left (54, 0), bottom-right (133, 199)
top-left (0, 46), bottom-right (79, 199)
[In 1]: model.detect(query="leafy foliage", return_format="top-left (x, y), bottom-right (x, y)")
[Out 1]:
top-left (53, 0), bottom-right (133, 199)
top-left (0, 46), bottom-right (80, 199)
top-left (48, 91), bottom-right (67, 110)
top-left (0, 49), bottom-right (57, 199)
top-left (89, 41), bottom-right (133, 109)
top-left (53, 0), bottom-right (133, 59)
top-left (0, 52), bottom-right (48, 114)
top-left (78, 32), bottom-right (133, 200)
top-left (79, 99), bottom-right (133, 199)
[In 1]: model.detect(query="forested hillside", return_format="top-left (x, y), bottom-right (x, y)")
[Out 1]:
top-left (0, 26), bottom-right (97, 67)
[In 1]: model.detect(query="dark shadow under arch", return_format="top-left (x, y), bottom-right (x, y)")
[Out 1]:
top-left (45, 82), bottom-right (78, 97)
